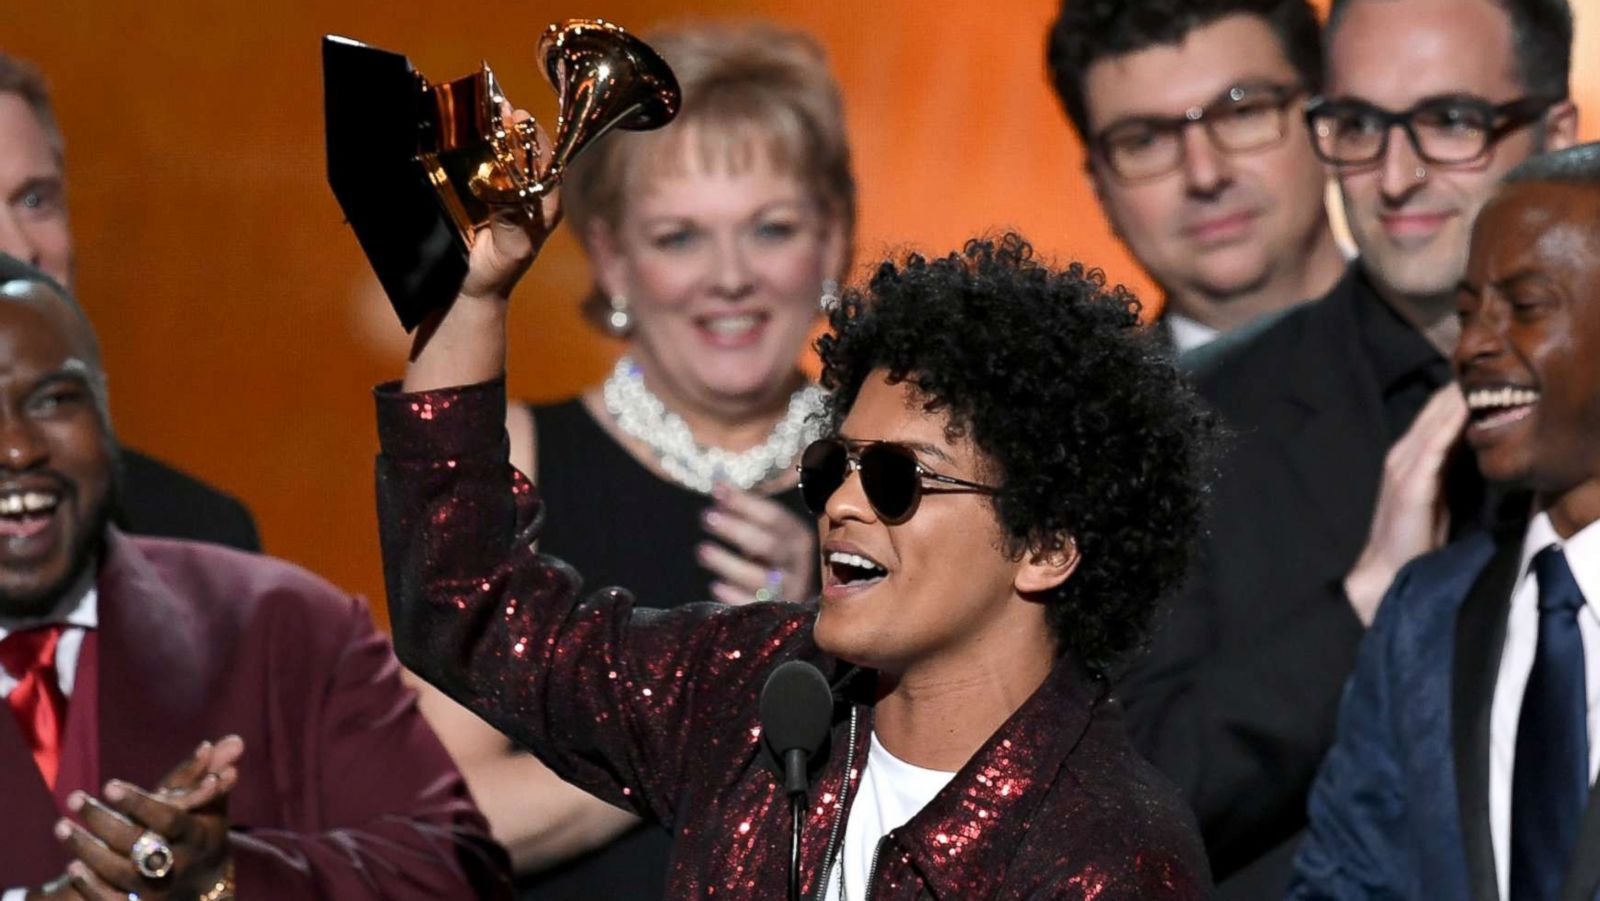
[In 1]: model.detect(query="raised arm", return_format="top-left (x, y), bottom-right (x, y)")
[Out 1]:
top-left (376, 187), bottom-right (814, 828)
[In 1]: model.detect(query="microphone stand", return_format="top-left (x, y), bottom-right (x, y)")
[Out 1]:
top-left (785, 748), bottom-right (808, 901)
top-left (760, 659), bottom-right (833, 901)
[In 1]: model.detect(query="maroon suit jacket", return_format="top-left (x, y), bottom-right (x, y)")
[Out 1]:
top-left (377, 379), bottom-right (1210, 899)
top-left (0, 530), bottom-right (512, 898)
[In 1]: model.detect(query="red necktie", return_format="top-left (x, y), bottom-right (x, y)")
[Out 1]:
top-left (0, 625), bottom-right (69, 789)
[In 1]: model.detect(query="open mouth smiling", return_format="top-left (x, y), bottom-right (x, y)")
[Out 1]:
top-left (1464, 385), bottom-right (1540, 433)
top-left (825, 550), bottom-right (887, 588)
top-left (0, 488), bottom-right (60, 539)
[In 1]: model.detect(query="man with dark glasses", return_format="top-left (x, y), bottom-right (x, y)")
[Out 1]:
top-left (796, 439), bottom-right (998, 526)
top-left (376, 228), bottom-right (1216, 897)
top-left (1119, 0), bottom-right (1578, 894)
top-left (1048, 0), bottom-right (1345, 355)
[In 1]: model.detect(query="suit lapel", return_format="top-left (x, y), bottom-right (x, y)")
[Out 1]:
top-left (1452, 525), bottom-right (1523, 901)
top-left (94, 530), bottom-right (216, 791)
top-left (1274, 277), bottom-right (1390, 552)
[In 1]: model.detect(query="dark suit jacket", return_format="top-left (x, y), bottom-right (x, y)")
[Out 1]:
top-left (117, 447), bottom-right (260, 551)
top-left (0, 530), bottom-right (512, 898)
top-left (1119, 266), bottom-right (1386, 891)
top-left (1291, 526), bottom-right (1600, 901)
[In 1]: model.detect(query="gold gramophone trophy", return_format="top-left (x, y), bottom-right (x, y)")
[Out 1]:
top-left (324, 21), bottom-right (680, 330)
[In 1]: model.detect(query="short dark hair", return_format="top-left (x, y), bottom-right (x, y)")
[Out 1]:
top-left (0, 53), bottom-right (63, 159)
top-left (817, 235), bottom-right (1215, 671)
top-left (1046, 0), bottom-right (1324, 140)
top-left (1325, 0), bottom-right (1573, 100)
top-left (1504, 141), bottom-right (1600, 185)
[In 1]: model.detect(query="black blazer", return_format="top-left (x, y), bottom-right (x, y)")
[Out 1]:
top-left (1119, 265), bottom-right (1388, 892)
top-left (116, 447), bottom-right (260, 552)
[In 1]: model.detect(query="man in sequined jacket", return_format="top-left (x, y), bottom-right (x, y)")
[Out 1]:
top-left (376, 191), bottom-right (1214, 895)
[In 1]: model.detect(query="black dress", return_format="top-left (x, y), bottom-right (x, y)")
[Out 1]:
top-left (515, 398), bottom-right (813, 901)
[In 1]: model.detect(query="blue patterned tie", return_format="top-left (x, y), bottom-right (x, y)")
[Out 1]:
top-left (1510, 545), bottom-right (1590, 901)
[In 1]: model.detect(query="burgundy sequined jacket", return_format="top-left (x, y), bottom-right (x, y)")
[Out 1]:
top-left (376, 378), bottom-right (1211, 900)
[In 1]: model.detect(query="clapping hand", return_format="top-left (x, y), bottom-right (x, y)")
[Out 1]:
top-left (1343, 384), bottom-right (1470, 625)
top-left (52, 735), bottom-right (244, 900)
top-left (699, 484), bottom-right (819, 606)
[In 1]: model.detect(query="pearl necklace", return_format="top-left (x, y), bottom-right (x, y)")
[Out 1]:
top-left (601, 356), bottom-right (827, 494)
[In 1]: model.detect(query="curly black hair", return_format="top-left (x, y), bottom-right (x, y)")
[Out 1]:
top-left (817, 235), bottom-right (1214, 672)
top-left (1046, 0), bottom-right (1323, 140)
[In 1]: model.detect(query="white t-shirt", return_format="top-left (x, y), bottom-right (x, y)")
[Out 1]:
top-left (823, 733), bottom-right (957, 901)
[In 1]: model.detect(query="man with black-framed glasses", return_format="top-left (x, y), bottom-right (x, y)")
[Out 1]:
top-left (1048, 0), bottom-right (1345, 355)
top-left (1115, 0), bottom-right (1579, 896)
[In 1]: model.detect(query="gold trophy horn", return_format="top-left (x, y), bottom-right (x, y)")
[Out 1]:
top-left (323, 21), bottom-right (681, 329)
top-left (437, 19), bottom-right (681, 215)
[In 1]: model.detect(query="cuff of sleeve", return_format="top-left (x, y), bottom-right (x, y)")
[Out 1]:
top-left (375, 378), bottom-right (508, 462)
top-left (227, 831), bottom-right (296, 898)
top-left (4, 888), bottom-right (30, 901)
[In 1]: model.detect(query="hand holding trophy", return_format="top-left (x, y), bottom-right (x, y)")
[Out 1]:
top-left (458, 107), bottom-right (558, 307)
top-left (323, 20), bottom-right (680, 328)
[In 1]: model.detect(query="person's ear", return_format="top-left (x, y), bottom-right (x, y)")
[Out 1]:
top-left (1542, 100), bottom-right (1580, 153)
top-left (586, 220), bottom-right (629, 300)
top-left (819, 204), bottom-right (849, 285)
top-left (1015, 536), bottom-right (1081, 595)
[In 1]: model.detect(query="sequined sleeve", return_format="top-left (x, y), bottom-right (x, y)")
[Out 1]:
top-left (374, 378), bottom-right (813, 824)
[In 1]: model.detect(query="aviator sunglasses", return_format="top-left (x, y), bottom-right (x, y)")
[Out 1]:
top-left (797, 437), bottom-right (998, 524)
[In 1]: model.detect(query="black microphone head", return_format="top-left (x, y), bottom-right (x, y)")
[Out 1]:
top-left (759, 660), bottom-right (834, 760)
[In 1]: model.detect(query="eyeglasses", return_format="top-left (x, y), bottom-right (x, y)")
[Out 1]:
top-left (1090, 83), bottom-right (1304, 183)
top-left (1304, 94), bottom-right (1565, 167)
top-left (796, 438), bottom-right (998, 524)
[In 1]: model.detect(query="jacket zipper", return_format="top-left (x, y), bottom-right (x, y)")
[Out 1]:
top-left (811, 706), bottom-right (860, 900)
top-left (862, 835), bottom-right (887, 901)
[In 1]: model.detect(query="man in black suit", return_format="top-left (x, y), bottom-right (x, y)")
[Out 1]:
top-left (1116, 0), bottom-right (1579, 895)
top-left (0, 53), bottom-right (258, 550)
top-left (1046, 0), bottom-right (1346, 355)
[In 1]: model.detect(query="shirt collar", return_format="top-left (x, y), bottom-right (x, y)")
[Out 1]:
top-left (1518, 510), bottom-right (1600, 608)
top-left (1165, 313), bottom-right (1220, 355)
top-left (0, 569), bottom-right (100, 642)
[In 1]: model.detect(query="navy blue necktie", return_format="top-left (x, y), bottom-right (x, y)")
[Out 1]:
top-left (1510, 545), bottom-right (1591, 901)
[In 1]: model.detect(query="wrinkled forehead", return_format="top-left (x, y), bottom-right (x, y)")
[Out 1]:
top-left (0, 278), bottom-right (96, 361)
top-left (1327, 0), bottom-right (1521, 104)
top-left (1470, 183), bottom-right (1600, 280)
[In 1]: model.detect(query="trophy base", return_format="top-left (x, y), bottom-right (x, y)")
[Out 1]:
top-left (323, 36), bottom-right (469, 332)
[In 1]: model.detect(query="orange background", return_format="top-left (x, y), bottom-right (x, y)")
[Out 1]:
top-left (4, 1), bottom-right (1597, 616)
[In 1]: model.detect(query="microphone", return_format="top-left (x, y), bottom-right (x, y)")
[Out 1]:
top-left (759, 660), bottom-right (834, 901)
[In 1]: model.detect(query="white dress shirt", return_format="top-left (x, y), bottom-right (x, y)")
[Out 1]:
top-left (1166, 313), bottom-right (1221, 355)
top-left (0, 578), bottom-right (98, 901)
top-left (1488, 512), bottom-right (1600, 901)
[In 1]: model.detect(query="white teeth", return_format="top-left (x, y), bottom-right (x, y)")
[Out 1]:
top-left (826, 551), bottom-right (887, 575)
top-left (1466, 387), bottom-right (1540, 411)
top-left (0, 491), bottom-right (58, 516)
top-left (23, 492), bottom-right (55, 513)
top-left (702, 315), bottom-right (759, 336)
